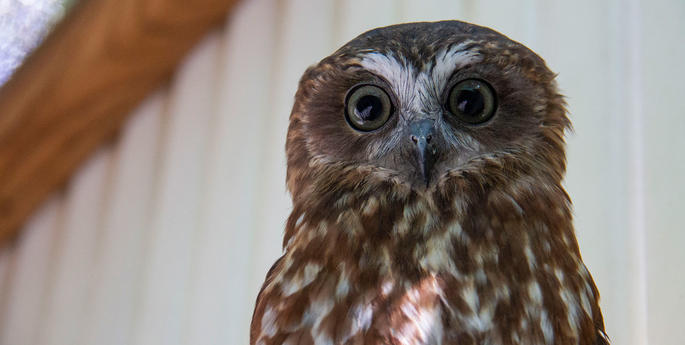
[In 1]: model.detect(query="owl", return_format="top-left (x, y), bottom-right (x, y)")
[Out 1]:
top-left (250, 21), bottom-right (609, 345)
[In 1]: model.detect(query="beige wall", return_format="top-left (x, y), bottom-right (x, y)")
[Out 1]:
top-left (1, 0), bottom-right (683, 344)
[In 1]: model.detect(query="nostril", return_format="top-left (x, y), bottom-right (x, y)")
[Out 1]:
top-left (410, 135), bottom-right (418, 143)
top-left (426, 134), bottom-right (432, 143)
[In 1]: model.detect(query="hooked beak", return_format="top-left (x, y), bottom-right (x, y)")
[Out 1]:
top-left (409, 119), bottom-right (437, 187)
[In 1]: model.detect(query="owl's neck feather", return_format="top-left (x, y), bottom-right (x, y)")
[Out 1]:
top-left (259, 164), bottom-right (604, 345)
top-left (285, 169), bottom-right (580, 273)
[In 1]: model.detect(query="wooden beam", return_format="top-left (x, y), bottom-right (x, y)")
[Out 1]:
top-left (0, 0), bottom-right (240, 245)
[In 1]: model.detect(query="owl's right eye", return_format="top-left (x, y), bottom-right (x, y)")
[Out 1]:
top-left (345, 85), bottom-right (393, 131)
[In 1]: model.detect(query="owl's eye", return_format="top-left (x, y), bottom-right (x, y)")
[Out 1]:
top-left (446, 79), bottom-right (496, 124)
top-left (345, 85), bottom-right (393, 131)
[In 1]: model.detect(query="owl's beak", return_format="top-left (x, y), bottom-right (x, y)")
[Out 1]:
top-left (409, 119), bottom-right (437, 187)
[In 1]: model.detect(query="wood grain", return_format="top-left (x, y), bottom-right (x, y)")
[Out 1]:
top-left (0, 0), bottom-right (240, 246)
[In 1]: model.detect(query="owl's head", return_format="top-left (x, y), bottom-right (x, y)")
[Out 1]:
top-left (286, 21), bottom-right (569, 205)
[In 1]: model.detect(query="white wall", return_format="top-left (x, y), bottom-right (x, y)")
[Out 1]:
top-left (1, 0), bottom-right (683, 344)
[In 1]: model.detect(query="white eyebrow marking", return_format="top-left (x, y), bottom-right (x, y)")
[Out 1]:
top-left (359, 52), bottom-right (417, 112)
top-left (359, 41), bottom-right (482, 115)
top-left (428, 41), bottom-right (482, 93)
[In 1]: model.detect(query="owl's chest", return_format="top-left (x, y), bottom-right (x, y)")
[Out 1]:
top-left (257, 207), bottom-right (597, 345)
top-left (309, 271), bottom-right (557, 345)
top-left (262, 263), bottom-right (590, 345)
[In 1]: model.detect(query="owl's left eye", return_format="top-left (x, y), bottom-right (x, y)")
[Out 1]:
top-left (345, 85), bottom-right (393, 131)
top-left (446, 79), bottom-right (497, 124)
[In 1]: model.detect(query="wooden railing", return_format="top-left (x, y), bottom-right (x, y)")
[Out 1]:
top-left (0, 0), bottom-right (241, 245)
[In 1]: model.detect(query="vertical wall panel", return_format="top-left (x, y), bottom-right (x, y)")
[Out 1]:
top-left (0, 198), bottom-right (62, 345)
top-left (37, 149), bottom-right (113, 345)
top-left (463, 0), bottom-right (539, 48)
top-left (620, 1), bottom-right (649, 344)
top-left (133, 32), bottom-right (222, 345)
top-left (398, 0), bottom-right (464, 23)
top-left (185, 0), bottom-right (278, 344)
top-left (1, 1), bottom-right (683, 344)
top-left (83, 91), bottom-right (166, 345)
top-left (335, 0), bottom-right (399, 47)
top-left (642, 0), bottom-right (685, 343)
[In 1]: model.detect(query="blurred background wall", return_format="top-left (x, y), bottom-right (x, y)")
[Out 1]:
top-left (0, 0), bottom-right (683, 344)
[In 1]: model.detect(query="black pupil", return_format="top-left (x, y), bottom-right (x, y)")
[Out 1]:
top-left (355, 95), bottom-right (383, 121)
top-left (456, 88), bottom-right (484, 116)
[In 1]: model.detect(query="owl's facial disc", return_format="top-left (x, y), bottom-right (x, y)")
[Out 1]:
top-left (340, 49), bottom-right (503, 189)
top-left (287, 21), bottom-right (571, 200)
